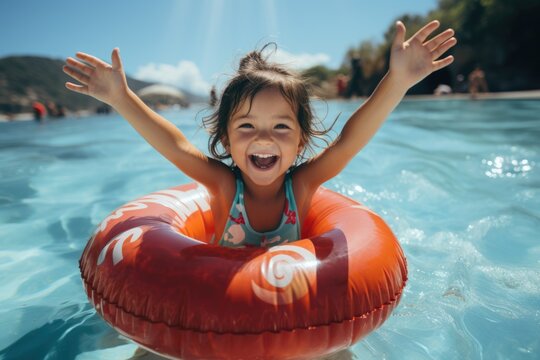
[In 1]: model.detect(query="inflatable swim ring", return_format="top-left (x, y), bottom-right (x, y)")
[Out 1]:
top-left (80, 183), bottom-right (407, 359)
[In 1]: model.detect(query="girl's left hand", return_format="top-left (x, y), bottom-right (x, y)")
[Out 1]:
top-left (390, 20), bottom-right (457, 88)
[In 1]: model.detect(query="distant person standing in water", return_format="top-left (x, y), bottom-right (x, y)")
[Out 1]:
top-left (336, 74), bottom-right (348, 97)
top-left (32, 102), bottom-right (46, 121)
top-left (468, 66), bottom-right (489, 98)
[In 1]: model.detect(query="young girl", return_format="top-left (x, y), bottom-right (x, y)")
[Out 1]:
top-left (63, 20), bottom-right (456, 248)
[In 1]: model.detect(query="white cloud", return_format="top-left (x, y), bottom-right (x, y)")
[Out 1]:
top-left (134, 50), bottom-right (330, 96)
top-left (135, 61), bottom-right (211, 96)
top-left (268, 49), bottom-right (331, 70)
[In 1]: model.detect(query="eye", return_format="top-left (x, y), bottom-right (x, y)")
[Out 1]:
top-left (275, 123), bottom-right (291, 130)
top-left (238, 123), bottom-right (254, 129)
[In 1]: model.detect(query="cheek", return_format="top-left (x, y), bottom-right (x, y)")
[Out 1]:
top-left (275, 131), bottom-right (300, 142)
top-left (279, 132), bottom-right (303, 149)
top-left (279, 137), bottom-right (303, 159)
top-left (227, 138), bottom-right (247, 160)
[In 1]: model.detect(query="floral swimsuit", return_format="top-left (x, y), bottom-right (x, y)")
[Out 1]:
top-left (218, 171), bottom-right (300, 248)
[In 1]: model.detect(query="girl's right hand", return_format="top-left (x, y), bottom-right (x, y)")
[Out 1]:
top-left (63, 48), bottom-right (128, 107)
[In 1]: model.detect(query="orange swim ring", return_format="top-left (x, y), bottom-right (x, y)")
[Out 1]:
top-left (80, 183), bottom-right (407, 359)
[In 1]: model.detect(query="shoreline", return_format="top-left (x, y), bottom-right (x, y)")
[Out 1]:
top-left (2, 90), bottom-right (540, 123)
top-left (403, 89), bottom-right (540, 101)
top-left (0, 109), bottom-right (94, 122)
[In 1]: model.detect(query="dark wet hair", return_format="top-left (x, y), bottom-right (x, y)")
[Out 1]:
top-left (203, 43), bottom-right (334, 164)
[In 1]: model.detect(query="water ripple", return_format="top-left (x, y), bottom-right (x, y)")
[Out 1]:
top-left (1, 101), bottom-right (539, 359)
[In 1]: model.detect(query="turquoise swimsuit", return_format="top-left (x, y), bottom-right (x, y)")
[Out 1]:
top-left (218, 172), bottom-right (300, 248)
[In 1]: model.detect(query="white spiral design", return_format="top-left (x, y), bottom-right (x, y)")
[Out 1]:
top-left (93, 186), bottom-right (210, 236)
top-left (97, 227), bottom-right (143, 266)
top-left (252, 245), bottom-right (317, 305)
top-left (264, 254), bottom-right (295, 288)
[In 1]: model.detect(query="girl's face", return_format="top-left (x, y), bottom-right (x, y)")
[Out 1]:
top-left (226, 87), bottom-right (303, 186)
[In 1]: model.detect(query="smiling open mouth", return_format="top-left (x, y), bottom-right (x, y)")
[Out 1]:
top-left (250, 154), bottom-right (278, 169)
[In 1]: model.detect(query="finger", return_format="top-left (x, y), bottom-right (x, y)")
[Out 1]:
top-left (63, 65), bottom-right (90, 85)
top-left (431, 37), bottom-right (457, 60)
top-left (424, 28), bottom-right (454, 52)
top-left (432, 55), bottom-right (454, 72)
top-left (66, 57), bottom-right (93, 75)
top-left (111, 48), bottom-right (123, 71)
top-left (65, 82), bottom-right (88, 95)
top-left (411, 20), bottom-right (440, 43)
top-left (393, 21), bottom-right (406, 47)
top-left (76, 52), bottom-right (109, 68)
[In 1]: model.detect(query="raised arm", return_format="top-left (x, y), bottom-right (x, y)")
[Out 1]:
top-left (297, 20), bottom-right (456, 187)
top-left (63, 49), bottom-right (230, 189)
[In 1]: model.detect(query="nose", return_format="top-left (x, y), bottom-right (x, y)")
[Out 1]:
top-left (254, 128), bottom-right (273, 144)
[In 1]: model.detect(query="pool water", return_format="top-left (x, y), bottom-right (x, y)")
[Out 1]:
top-left (0, 99), bottom-right (539, 359)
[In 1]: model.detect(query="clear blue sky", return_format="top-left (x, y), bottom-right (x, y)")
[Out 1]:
top-left (1, 0), bottom-right (437, 94)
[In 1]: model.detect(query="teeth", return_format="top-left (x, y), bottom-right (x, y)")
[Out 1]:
top-left (252, 154), bottom-right (275, 158)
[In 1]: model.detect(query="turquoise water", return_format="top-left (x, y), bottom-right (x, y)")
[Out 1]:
top-left (0, 99), bottom-right (539, 359)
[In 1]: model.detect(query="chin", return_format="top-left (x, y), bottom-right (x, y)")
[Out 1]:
top-left (245, 172), bottom-right (281, 187)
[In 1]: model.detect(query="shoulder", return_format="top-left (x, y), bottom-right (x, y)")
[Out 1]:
top-left (204, 163), bottom-right (237, 230)
top-left (290, 162), bottom-right (321, 193)
top-left (290, 165), bottom-right (319, 216)
top-left (204, 160), bottom-right (237, 202)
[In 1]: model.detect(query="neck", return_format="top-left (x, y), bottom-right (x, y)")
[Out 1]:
top-left (240, 173), bottom-right (286, 201)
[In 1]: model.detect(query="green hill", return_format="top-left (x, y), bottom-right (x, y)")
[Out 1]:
top-left (303, 0), bottom-right (540, 96)
top-left (0, 56), bottom-right (207, 114)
